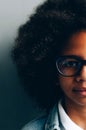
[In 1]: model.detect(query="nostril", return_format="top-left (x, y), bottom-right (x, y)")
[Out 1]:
top-left (75, 76), bottom-right (86, 83)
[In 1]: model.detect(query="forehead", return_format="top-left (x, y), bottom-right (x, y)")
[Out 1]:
top-left (62, 31), bottom-right (86, 59)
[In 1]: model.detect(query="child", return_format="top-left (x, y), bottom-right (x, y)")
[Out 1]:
top-left (12, 0), bottom-right (86, 130)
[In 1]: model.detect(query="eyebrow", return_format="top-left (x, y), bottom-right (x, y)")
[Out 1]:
top-left (60, 55), bottom-right (83, 60)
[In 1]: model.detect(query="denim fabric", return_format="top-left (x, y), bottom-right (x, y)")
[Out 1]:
top-left (21, 104), bottom-right (64, 130)
top-left (21, 116), bottom-right (47, 130)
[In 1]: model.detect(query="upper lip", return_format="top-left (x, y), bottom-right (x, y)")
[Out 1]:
top-left (73, 88), bottom-right (86, 92)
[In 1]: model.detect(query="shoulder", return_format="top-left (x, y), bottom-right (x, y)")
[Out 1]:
top-left (21, 116), bottom-right (47, 130)
top-left (21, 103), bottom-right (60, 130)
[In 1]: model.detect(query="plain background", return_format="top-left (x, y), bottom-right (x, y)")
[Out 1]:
top-left (0, 0), bottom-right (45, 130)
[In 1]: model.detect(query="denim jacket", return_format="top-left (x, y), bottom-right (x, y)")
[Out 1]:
top-left (21, 104), bottom-right (65, 130)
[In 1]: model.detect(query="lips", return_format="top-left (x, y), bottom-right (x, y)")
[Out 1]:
top-left (73, 88), bottom-right (86, 96)
top-left (73, 89), bottom-right (86, 92)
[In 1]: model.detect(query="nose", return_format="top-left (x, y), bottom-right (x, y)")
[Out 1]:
top-left (75, 66), bottom-right (86, 82)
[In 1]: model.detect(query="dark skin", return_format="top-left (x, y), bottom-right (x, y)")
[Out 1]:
top-left (59, 31), bottom-right (86, 129)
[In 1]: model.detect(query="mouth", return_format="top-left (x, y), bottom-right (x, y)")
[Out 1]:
top-left (73, 88), bottom-right (86, 96)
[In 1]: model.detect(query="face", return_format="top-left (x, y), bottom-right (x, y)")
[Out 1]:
top-left (59, 31), bottom-right (86, 108)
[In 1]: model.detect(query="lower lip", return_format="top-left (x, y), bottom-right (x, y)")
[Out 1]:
top-left (73, 90), bottom-right (86, 96)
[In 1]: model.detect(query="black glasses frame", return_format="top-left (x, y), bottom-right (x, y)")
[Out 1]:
top-left (56, 55), bottom-right (86, 77)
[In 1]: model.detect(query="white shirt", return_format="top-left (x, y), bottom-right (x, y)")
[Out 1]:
top-left (58, 101), bottom-right (83, 130)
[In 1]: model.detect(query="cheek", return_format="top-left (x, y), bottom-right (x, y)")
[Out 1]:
top-left (58, 76), bottom-right (73, 92)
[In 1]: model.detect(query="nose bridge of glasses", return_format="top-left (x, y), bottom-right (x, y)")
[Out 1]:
top-left (82, 60), bottom-right (86, 65)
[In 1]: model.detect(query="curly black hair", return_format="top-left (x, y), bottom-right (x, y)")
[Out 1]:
top-left (12, 0), bottom-right (86, 110)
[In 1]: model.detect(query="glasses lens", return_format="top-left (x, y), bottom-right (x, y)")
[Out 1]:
top-left (56, 57), bottom-right (81, 76)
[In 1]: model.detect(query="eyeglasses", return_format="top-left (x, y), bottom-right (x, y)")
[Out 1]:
top-left (56, 55), bottom-right (86, 77)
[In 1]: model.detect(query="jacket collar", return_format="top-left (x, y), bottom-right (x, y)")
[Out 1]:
top-left (45, 104), bottom-right (61, 130)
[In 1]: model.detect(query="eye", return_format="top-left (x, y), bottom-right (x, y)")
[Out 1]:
top-left (62, 61), bottom-right (79, 68)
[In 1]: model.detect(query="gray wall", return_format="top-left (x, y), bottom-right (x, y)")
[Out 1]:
top-left (0, 0), bottom-right (45, 130)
